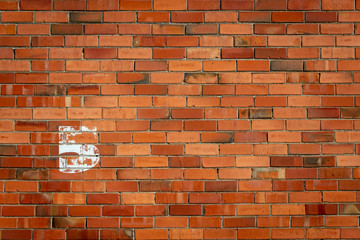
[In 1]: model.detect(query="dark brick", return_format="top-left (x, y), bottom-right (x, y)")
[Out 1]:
top-left (169, 157), bottom-right (201, 168)
top-left (205, 181), bottom-right (237, 192)
top-left (36, 206), bottom-right (68, 216)
top-left (35, 85), bottom-right (67, 96)
top-left (52, 24), bottom-right (83, 35)
top-left (319, 168), bottom-right (352, 179)
top-left (302, 132), bottom-right (334, 142)
top-left (170, 205), bottom-right (202, 215)
top-left (255, 48), bottom-right (287, 59)
top-left (341, 108), bottom-right (360, 118)
top-left (249, 108), bottom-right (272, 119)
top-left (304, 156), bottom-right (335, 167)
top-left (18, 169), bottom-right (49, 180)
top-left (222, 48), bottom-right (254, 59)
top-left (0, 145), bottom-right (16, 156)
top-left (271, 156), bottom-right (303, 167)
top-left (305, 204), bottom-right (337, 215)
top-left (308, 108), bottom-right (339, 118)
top-left (234, 132), bottom-right (267, 143)
top-left (271, 60), bottom-right (303, 71)
top-left (140, 181), bottom-right (171, 192)
top-left (70, 12), bottom-right (102, 23)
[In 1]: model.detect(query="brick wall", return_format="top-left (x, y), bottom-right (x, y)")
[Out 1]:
top-left (1, 0), bottom-right (360, 239)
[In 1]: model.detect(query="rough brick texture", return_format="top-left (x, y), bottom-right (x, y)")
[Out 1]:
top-left (1, 0), bottom-right (360, 239)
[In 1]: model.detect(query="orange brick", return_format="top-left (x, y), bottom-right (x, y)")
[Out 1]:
top-left (307, 229), bottom-right (339, 239)
top-left (168, 60), bottom-right (202, 71)
top-left (154, 0), bottom-right (186, 10)
top-left (167, 36), bottom-right (198, 46)
top-left (119, 24), bottom-right (151, 34)
top-left (122, 193), bottom-right (155, 205)
top-left (287, 24), bottom-right (318, 34)
top-left (204, 229), bottom-right (236, 239)
top-left (1, 12), bottom-right (33, 22)
top-left (35, 12), bottom-right (68, 22)
top-left (49, 48), bottom-right (82, 59)
top-left (153, 24), bottom-right (184, 35)
top-left (322, 0), bottom-right (353, 10)
top-left (200, 36), bottom-right (233, 47)
top-left (0, 24), bottom-right (16, 35)
top-left (135, 229), bottom-right (168, 240)
top-left (289, 0), bottom-right (320, 10)
top-left (188, 0), bottom-right (220, 10)
top-left (139, 12), bottom-right (169, 22)
top-left (205, 11), bottom-right (237, 22)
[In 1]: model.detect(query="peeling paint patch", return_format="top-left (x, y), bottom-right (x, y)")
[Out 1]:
top-left (58, 126), bottom-right (99, 173)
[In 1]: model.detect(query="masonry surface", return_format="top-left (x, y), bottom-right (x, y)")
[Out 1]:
top-left (0, 0), bottom-right (360, 239)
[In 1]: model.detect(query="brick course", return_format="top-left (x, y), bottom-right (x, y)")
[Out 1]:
top-left (0, 0), bottom-right (360, 239)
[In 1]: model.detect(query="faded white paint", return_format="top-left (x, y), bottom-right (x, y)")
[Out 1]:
top-left (58, 126), bottom-right (99, 173)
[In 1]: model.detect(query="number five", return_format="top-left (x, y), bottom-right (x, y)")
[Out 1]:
top-left (58, 126), bottom-right (100, 173)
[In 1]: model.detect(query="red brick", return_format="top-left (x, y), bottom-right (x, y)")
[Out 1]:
top-left (205, 181), bottom-right (237, 192)
top-left (186, 24), bottom-right (218, 35)
top-left (84, 48), bottom-right (117, 59)
top-left (308, 108), bottom-right (339, 118)
top-left (134, 36), bottom-right (165, 47)
top-left (289, 0), bottom-right (321, 10)
top-left (170, 205), bottom-right (202, 216)
top-left (1, 230), bottom-right (32, 240)
top-left (172, 12), bottom-right (203, 22)
top-left (255, 0), bottom-right (286, 10)
top-left (188, 0), bottom-right (220, 10)
top-left (306, 12), bottom-right (337, 22)
top-left (3, 206), bottom-right (34, 216)
top-left (119, 24), bottom-right (151, 35)
top-left (153, 48), bottom-right (185, 59)
top-left (221, 0), bottom-right (253, 10)
top-left (33, 230), bottom-right (65, 240)
top-left (66, 230), bottom-right (98, 240)
top-left (0, 24), bottom-right (15, 35)
top-left (85, 24), bottom-right (117, 35)
top-left (169, 157), bottom-right (200, 168)
top-left (35, 12), bottom-right (68, 23)
top-left (222, 48), bottom-right (253, 59)
top-left (136, 206), bottom-right (165, 217)
top-left (153, 24), bottom-right (184, 35)
top-left (255, 48), bottom-right (286, 59)
top-left (167, 36), bottom-right (198, 46)
top-left (273, 12), bottom-right (304, 22)
top-left (54, 0), bottom-right (85, 10)
top-left (104, 12), bottom-right (136, 22)
top-left (239, 12), bottom-right (270, 22)
top-left (87, 0), bottom-right (118, 10)
top-left (254, 24), bottom-right (286, 35)
top-left (0, 0), bottom-right (18, 10)
top-left (121, 0), bottom-right (152, 10)
top-left (135, 61), bottom-right (167, 71)
top-left (87, 194), bottom-right (119, 204)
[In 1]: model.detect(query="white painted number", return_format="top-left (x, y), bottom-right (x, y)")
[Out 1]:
top-left (58, 126), bottom-right (100, 173)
